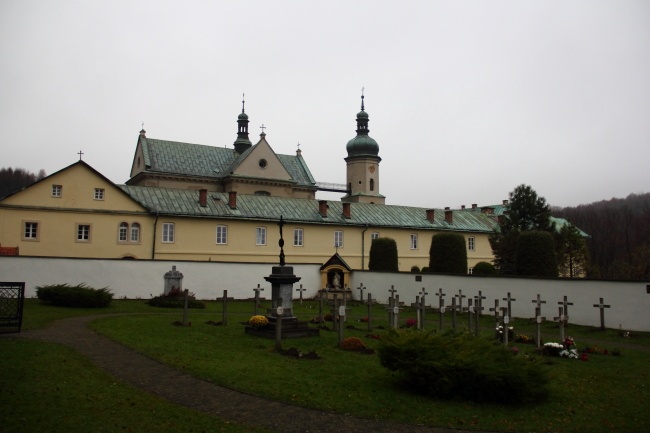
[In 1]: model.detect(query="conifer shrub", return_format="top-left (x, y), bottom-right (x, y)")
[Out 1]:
top-left (428, 233), bottom-right (468, 274)
top-left (516, 231), bottom-right (558, 277)
top-left (36, 283), bottom-right (113, 308)
top-left (368, 237), bottom-right (399, 272)
top-left (147, 287), bottom-right (206, 309)
top-left (472, 261), bottom-right (497, 275)
top-left (377, 329), bottom-right (549, 404)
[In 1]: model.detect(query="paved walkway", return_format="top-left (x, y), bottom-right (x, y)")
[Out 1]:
top-left (3, 315), bottom-right (484, 433)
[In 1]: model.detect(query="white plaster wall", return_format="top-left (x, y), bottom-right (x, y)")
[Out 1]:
top-left (2, 257), bottom-right (648, 332)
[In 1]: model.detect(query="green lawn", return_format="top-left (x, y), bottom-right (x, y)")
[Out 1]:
top-left (3, 298), bottom-right (650, 433)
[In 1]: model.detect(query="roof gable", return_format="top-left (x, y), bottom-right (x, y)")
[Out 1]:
top-left (232, 136), bottom-right (292, 181)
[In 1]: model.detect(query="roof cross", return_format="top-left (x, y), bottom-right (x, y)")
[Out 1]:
top-left (260, 124), bottom-right (266, 134)
top-left (78, 150), bottom-right (84, 160)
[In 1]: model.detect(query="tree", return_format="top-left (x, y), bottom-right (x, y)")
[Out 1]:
top-left (555, 223), bottom-right (589, 278)
top-left (429, 233), bottom-right (467, 274)
top-left (472, 261), bottom-right (497, 275)
top-left (368, 237), bottom-right (399, 272)
top-left (490, 184), bottom-right (555, 275)
top-left (0, 167), bottom-right (46, 199)
top-left (516, 231), bottom-right (558, 277)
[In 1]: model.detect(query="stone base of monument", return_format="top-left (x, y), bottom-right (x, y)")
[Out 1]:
top-left (244, 317), bottom-right (320, 339)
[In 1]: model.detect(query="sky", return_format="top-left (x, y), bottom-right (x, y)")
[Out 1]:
top-left (1, 1), bottom-right (649, 209)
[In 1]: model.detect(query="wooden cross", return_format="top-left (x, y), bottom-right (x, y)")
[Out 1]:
top-left (434, 297), bottom-right (446, 330)
top-left (388, 285), bottom-right (398, 299)
top-left (532, 294), bottom-right (547, 318)
top-left (558, 296), bottom-right (574, 325)
top-left (252, 284), bottom-right (265, 316)
top-left (466, 298), bottom-right (474, 332)
top-left (450, 297), bottom-right (458, 330)
top-left (455, 289), bottom-right (466, 312)
top-left (476, 291), bottom-right (486, 317)
top-left (217, 289), bottom-right (234, 325)
top-left (500, 306), bottom-right (510, 345)
top-left (502, 292), bottom-right (517, 317)
top-left (435, 288), bottom-right (446, 306)
top-left (593, 297), bottom-right (611, 331)
top-left (365, 292), bottom-right (374, 331)
top-left (535, 313), bottom-right (546, 349)
top-left (356, 284), bottom-right (365, 302)
top-left (471, 297), bottom-right (484, 335)
top-left (489, 299), bottom-right (501, 327)
top-left (553, 306), bottom-right (567, 341)
top-left (295, 284), bottom-right (306, 305)
top-left (318, 289), bottom-right (327, 323)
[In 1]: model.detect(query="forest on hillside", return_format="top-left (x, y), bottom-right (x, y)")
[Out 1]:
top-left (553, 193), bottom-right (650, 280)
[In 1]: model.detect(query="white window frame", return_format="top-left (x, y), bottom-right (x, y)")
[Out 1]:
top-left (293, 228), bottom-right (304, 247)
top-left (216, 225), bottom-right (228, 245)
top-left (130, 223), bottom-right (140, 243)
top-left (256, 227), bottom-right (267, 246)
top-left (76, 224), bottom-right (91, 242)
top-left (334, 230), bottom-right (343, 248)
top-left (410, 233), bottom-right (418, 250)
top-left (468, 236), bottom-right (475, 251)
top-left (371, 232), bottom-right (380, 240)
top-left (468, 267), bottom-right (474, 275)
top-left (118, 222), bottom-right (128, 242)
top-left (23, 221), bottom-right (39, 241)
top-left (51, 185), bottom-right (62, 197)
top-left (162, 223), bottom-right (175, 243)
top-left (94, 188), bottom-right (105, 200)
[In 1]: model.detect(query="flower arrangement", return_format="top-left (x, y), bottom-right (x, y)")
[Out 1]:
top-left (542, 342), bottom-right (564, 357)
top-left (340, 336), bottom-right (366, 351)
top-left (513, 334), bottom-right (535, 344)
top-left (560, 348), bottom-right (579, 359)
top-left (248, 315), bottom-right (269, 329)
top-left (495, 325), bottom-right (514, 342)
top-left (405, 318), bottom-right (417, 328)
top-left (358, 316), bottom-right (369, 323)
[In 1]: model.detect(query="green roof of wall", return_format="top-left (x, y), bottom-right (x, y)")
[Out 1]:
top-left (118, 185), bottom-right (498, 233)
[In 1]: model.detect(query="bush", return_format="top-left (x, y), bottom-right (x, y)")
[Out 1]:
top-left (147, 287), bottom-right (206, 309)
top-left (472, 261), bottom-right (496, 275)
top-left (36, 283), bottom-right (113, 308)
top-left (248, 315), bottom-right (269, 328)
top-left (368, 238), bottom-right (399, 271)
top-left (429, 233), bottom-right (468, 274)
top-left (410, 266), bottom-right (421, 273)
top-left (377, 329), bottom-right (549, 404)
top-left (516, 231), bottom-right (558, 277)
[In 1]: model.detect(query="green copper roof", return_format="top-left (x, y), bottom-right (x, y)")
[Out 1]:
top-left (118, 185), bottom-right (498, 233)
top-left (346, 135), bottom-right (379, 157)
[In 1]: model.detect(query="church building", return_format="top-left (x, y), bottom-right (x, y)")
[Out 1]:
top-left (0, 95), bottom-right (500, 273)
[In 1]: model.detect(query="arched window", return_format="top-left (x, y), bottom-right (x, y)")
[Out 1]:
top-left (119, 222), bottom-right (128, 242)
top-left (130, 223), bottom-right (140, 242)
top-left (370, 178), bottom-right (375, 191)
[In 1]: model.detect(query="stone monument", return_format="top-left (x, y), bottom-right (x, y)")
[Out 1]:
top-left (163, 265), bottom-right (183, 295)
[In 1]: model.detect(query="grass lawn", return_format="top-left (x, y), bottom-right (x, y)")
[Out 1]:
top-left (3, 298), bottom-right (650, 433)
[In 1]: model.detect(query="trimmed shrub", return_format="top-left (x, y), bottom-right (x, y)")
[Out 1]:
top-left (368, 237), bottom-right (399, 272)
top-left (516, 231), bottom-right (558, 277)
top-left (147, 287), bottom-right (206, 309)
top-left (410, 265), bottom-right (421, 273)
top-left (472, 261), bottom-right (496, 275)
top-left (428, 233), bottom-right (468, 274)
top-left (36, 283), bottom-right (113, 308)
top-left (377, 329), bottom-right (549, 404)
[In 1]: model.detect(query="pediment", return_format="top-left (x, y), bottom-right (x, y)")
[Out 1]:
top-left (232, 138), bottom-right (292, 180)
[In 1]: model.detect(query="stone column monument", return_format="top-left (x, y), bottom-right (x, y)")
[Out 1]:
top-left (264, 215), bottom-right (300, 318)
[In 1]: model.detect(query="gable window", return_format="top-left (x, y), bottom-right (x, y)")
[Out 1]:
top-left (334, 230), bottom-right (343, 248)
top-left (76, 224), bottom-right (91, 242)
top-left (371, 232), bottom-right (380, 240)
top-left (410, 234), bottom-right (418, 250)
top-left (468, 237), bottom-right (475, 251)
top-left (216, 225), bottom-right (228, 244)
top-left (94, 188), bottom-right (105, 200)
top-left (23, 221), bottom-right (39, 241)
top-left (52, 185), bottom-right (62, 197)
top-left (130, 223), bottom-right (140, 242)
top-left (119, 222), bottom-right (129, 241)
top-left (256, 227), bottom-right (267, 245)
top-left (162, 223), bottom-right (175, 243)
top-left (294, 228), bottom-right (304, 246)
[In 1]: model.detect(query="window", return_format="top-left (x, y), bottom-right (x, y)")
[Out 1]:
top-left (77, 224), bottom-right (91, 242)
top-left (119, 222), bottom-right (128, 241)
top-left (370, 178), bottom-right (375, 191)
top-left (216, 225), bottom-right (227, 244)
top-left (334, 230), bottom-right (343, 248)
top-left (94, 188), bottom-right (105, 200)
top-left (52, 185), bottom-right (62, 197)
top-left (468, 267), bottom-right (474, 275)
top-left (162, 223), bottom-right (175, 243)
top-left (23, 222), bottom-right (39, 240)
top-left (130, 223), bottom-right (140, 242)
top-left (256, 227), bottom-right (266, 245)
top-left (468, 237), bottom-right (475, 251)
top-left (410, 234), bottom-right (418, 250)
top-left (371, 232), bottom-right (380, 240)
top-left (294, 228), bottom-right (304, 246)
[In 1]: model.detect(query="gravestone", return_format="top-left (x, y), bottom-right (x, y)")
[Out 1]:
top-left (489, 300), bottom-right (501, 328)
top-left (356, 284), bottom-right (365, 302)
top-left (295, 284), bottom-right (306, 306)
top-left (252, 284), bottom-right (265, 316)
top-left (502, 292), bottom-right (517, 317)
top-left (455, 289), bottom-right (466, 313)
top-left (553, 306), bottom-right (567, 341)
top-left (217, 290), bottom-right (234, 325)
top-left (558, 296), bottom-right (573, 326)
top-left (163, 265), bottom-right (183, 295)
top-left (365, 292), bottom-right (375, 331)
top-left (593, 297), bottom-right (611, 331)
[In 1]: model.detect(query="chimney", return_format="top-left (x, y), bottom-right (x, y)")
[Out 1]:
top-left (139, 128), bottom-right (146, 138)
top-left (472, 203), bottom-right (477, 209)
top-left (503, 199), bottom-right (509, 206)
top-left (342, 202), bottom-right (351, 219)
top-left (228, 191), bottom-right (237, 209)
top-left (199, 189), bottom-right (207, 207)
top-left (426, 209), bottom-right (435, 223)
top-left (461, 205), bottom-right (466, 210)
top-left (444, 207), bottom-right (453, 224)
top-left (481, 207), bottom-right (494, 214)
top-left (319, 200), bottom-right (328, 217)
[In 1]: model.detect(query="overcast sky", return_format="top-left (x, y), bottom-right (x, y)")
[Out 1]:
top-left (1, 1), bottom-right (649, 209)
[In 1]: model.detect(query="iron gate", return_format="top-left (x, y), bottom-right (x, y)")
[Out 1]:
top-left (0, 282), bottom-right (25, 333)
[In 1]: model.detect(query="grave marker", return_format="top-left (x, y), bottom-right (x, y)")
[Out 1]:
top-left (553, 306), bottom-right (567, 341)
top-left (455, 289), bottom-right (466, 312)
top-left (593, 297), bottom-right (611, 331)
top-left (295, 284), bottom-right (306, 305)
top-left (182, 289), bottom-right (190, 326)
top-left (365, 292), bottom-right (374, 331)
top-left (476, 291), bottom-right (486, 317)
top-left (558, 296), bottom-right (573, 325)
top-left (489, 299), bottom-right (501, 328)
top-left (531, 294), bottom-right (547, 318)
top-left (217, 290), bottom-right (234, 325)
top-left (466, 299), bottom-right (474, 332)
top-left (356, 284), bottom-right (366, 302)
top-left (253, 284), bottom-right (265, 316)
top-left (502, 292), bottom-right (517, 317)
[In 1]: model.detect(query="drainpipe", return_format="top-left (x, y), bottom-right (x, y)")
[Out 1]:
top-left (361, 224), bottom-right (369, 270)
top-left (152, 212), bottom-right (159, 260)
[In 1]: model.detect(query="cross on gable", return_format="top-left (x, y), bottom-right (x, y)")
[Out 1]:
top-left (77, 150), bottom-right (84, 160)
top-left (260, 124), bottom-right (266, 133)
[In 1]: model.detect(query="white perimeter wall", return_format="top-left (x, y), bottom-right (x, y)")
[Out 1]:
top-left (1, 257), bottom-right (649, 332)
